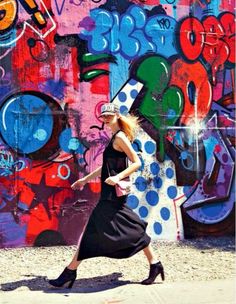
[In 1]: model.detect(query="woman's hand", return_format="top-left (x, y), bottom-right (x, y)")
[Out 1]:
top-left (71, 177), bottom-right (87, 190)
top-left (105, 175), bottom-right (120, 186)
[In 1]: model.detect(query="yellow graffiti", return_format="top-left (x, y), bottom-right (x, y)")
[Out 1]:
top-left (0, 0), bottom-right (17, 33)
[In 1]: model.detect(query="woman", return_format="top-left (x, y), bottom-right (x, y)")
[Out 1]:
top-left (48, 103), bottom-right (164, 288)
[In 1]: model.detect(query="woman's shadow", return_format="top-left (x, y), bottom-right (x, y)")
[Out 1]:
top-left (1, 272), bottom-right (138, 293)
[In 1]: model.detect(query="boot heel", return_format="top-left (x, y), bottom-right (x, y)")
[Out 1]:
top-left (48, 267), bottom-right (77, 288)
top-left (67, 279), bottom-right (75, 289)
top-left (141, 261), bottom-right (165, 285)
top-left (161, 269), bottom-right (165, 281)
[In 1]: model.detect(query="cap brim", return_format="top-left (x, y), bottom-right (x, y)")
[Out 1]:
top-left (98, 111), bottom-right (116, 118)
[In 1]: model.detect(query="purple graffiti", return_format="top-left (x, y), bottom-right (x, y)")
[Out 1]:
top-left (182, 114), bottom-right (235, 223)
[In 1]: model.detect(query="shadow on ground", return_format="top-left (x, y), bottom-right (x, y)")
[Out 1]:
top-left (0, 272), bottom-right (141, 293)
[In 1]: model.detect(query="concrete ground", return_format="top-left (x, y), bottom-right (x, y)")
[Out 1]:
top-left (1, 278), bottom-right (235, 304)
top-left (1, 238), bottom-right (235, 303)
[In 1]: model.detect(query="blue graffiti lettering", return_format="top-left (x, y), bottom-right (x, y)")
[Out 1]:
top-left (0, 150), bottom-right (26, 176)
top-left (80, 5), bottom-right (177, 59)
top-left (145, 15), bottom-right (177, 57)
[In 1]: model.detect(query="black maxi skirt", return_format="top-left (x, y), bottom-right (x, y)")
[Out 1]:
top-left (77, 198), bottom-right (151, 260)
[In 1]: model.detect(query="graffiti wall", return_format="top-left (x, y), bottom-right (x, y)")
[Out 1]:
top-left (0, 0), bottom-right (235, 247)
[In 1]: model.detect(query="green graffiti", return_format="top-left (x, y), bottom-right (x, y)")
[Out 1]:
top-left (80, 53), bottom-right (115, 82)
top-left (80, 69), bottom-right (109, 81)
top-left (82, 53), bottom-right (116, 65)
top-left (134, 55), bottom-right (184, 162)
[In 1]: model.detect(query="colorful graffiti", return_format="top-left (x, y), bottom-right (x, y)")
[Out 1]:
top-left (0, 0), bottom-right (234, 247)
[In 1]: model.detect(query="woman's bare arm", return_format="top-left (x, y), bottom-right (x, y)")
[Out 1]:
top-left (71, 166), bottom-right (102, 190)
top-left (84, 166), bottom-right (102, 181)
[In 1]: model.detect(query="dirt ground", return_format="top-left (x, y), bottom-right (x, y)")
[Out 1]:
top-left (0, 237), bottom-right (235, 291)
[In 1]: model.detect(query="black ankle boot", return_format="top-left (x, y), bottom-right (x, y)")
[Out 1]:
top-left (141, 261), bottom-right (165, 285)
top-left (48, 267), bottom-right (77, 288)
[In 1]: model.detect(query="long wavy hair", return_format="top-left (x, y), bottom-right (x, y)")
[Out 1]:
top-left (117, 114), bottom-right (140, 142)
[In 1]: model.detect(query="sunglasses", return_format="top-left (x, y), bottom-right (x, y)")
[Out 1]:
top-left (100, 114), bottom-right (116, 119)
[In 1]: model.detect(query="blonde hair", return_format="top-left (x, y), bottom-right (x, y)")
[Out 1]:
top-left (118, 114), bottom-right (140, 142)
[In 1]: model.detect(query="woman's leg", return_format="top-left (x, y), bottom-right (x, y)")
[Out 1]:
top-left (48, 249), bottom-right (81, 288)
top-left (67, 249), bottom-right (81, 270)
top-left (143, 244), bottom-right (159, 264)
top-left (141, 243), bottom-right (165, 285)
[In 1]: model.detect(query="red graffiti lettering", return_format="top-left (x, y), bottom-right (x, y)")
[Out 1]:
top-left (178, 17), bottom-right (204, 61)
top-left (178, 14), bottom-right (235, 84)
top-left (202, 16), bottom-right (229, 85)
top-left (170, 59), bottom-right (212, 126)
top-left (219, 12), bottom-right (235, 65)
